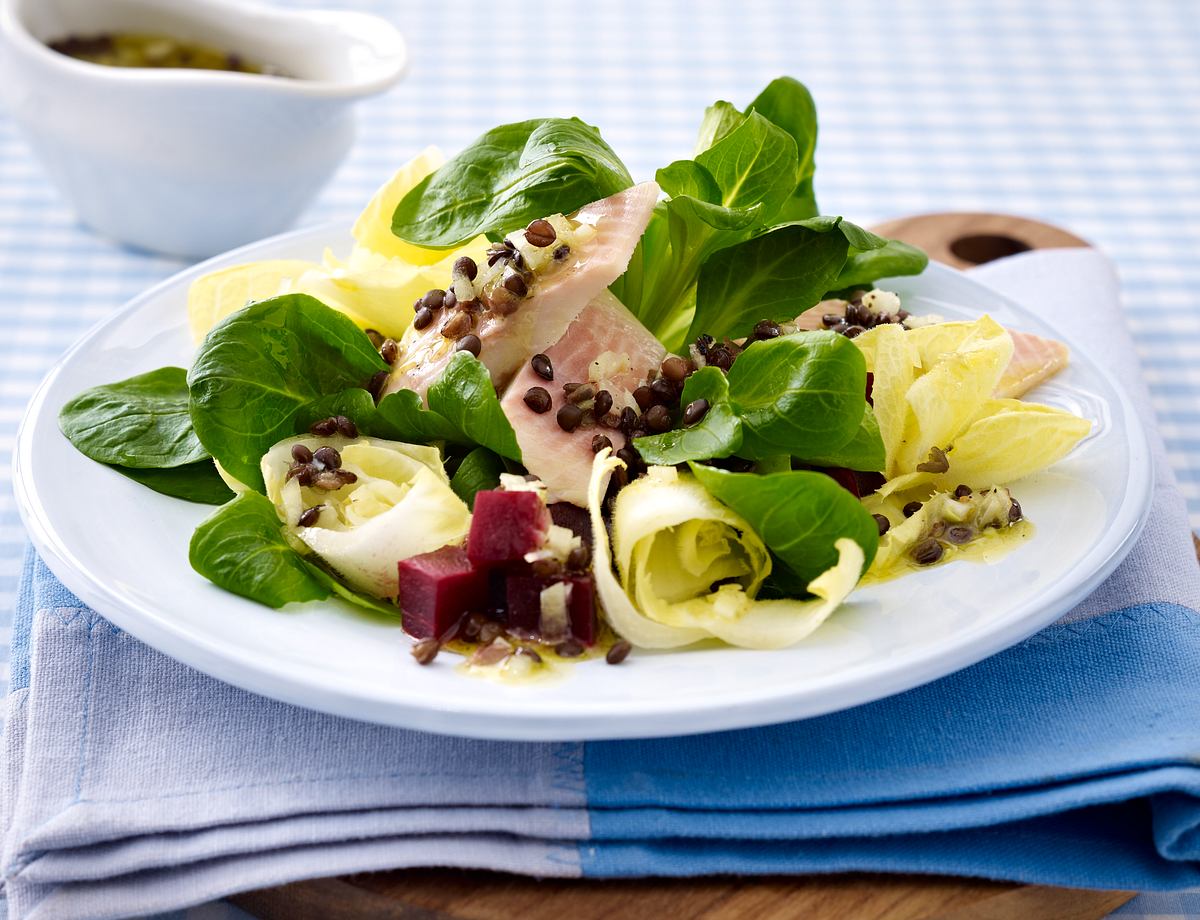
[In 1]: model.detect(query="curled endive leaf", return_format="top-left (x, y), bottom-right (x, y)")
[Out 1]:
top-left (587, 452), bottom-right (864, 650)
top-left (263, 435), bottom-right (470, 599)
top-left (854, 317), bottom-right (1090, 495)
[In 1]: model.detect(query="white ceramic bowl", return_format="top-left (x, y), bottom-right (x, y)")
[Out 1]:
top-left (0, 0), bottom-right (407, 258)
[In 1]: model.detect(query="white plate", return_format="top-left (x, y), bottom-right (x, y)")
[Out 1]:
top-left (13, 222), bottom-right (1152, 740)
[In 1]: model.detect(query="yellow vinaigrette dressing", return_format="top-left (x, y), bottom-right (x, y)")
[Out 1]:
top-left (861, 519), bottom-right (1035, 586)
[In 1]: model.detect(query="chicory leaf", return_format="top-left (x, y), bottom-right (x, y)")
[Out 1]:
top-left (634, 367), bottom-right (742, 465)
top-left (60, 367), bottom-right (208, 469)
top-left (727, 333), bottom-right (867, 460)
top-left (427, 352), bottom-right (522, 461)
top-left (188, 294), bottom-right (387, 492)
top-left (689, 222), bottom-right (851, 343)
top-left (117, 461), bottom-right (235, 505)
top-left (391, 118), bottom-right (632, 248)
top-left (690, 463), bottom-right (879, 585)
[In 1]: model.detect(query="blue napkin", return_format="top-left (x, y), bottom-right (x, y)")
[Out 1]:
top-left (3, 250), bottom-right (1198, 920)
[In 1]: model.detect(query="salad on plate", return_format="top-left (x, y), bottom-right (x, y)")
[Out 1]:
top-left (59, 78), bottom-right (1092, 678)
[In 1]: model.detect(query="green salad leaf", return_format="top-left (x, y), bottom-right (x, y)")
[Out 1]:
top-left (800, 404), bottom-right (886, 472)
top-left (189, 491), bottom-right (397, 615)
top-left (449, 447), bottom-right (505, 508)
top-left (190, 491), bottom-right (333, 608)
top-left (60, 367), bottom-right (207, 468)
top-left (689, 222), bottom-right (851, 343)
top-left (634, 332), bottom-right (881, 471)
top-left (427, 352), bottom-right (522, 462)
top-left (391, 118), bottom-right (633, 248)
top-left (611, 77), bottom-right (927, 350)
top-left (727, 332), bottom-right (868, 459)
top-left (829, 239), bottom-right (930, 293)
top-left (187, 294), bottom-right (387, 491)
top-left (690, 463), bottom-right (879, 587)
top-left (117, 461), bottom-right (234, 505)
top-left (634, 368), bottom-right (742, 465)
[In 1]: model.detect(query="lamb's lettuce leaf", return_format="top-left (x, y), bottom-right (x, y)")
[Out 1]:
top-left (117, 461), bottom-right (234, 505)
top-left (449, 447), bottom-right (505, 508)
top-left (690, 463), bottom-right (879, 587)
top-left (634, 333), bottom-right (880, 469)
top-left (60, 367), bottom-right (208, 469)
top-left (391, 118), bottom-right (633, 248)
top-left (189, 491), bottom-right (398, 615)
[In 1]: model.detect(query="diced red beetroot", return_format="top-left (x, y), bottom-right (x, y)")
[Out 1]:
top-left (505, 574), bottom-right (597, 645)
top-left (397, 545), bottom-right (489, 640)
top-left (467, 490), bottom-right (551, 568)
top-left (865, 372), bottom-right (874, 406)
top-left (820, 466), bottom-right (861, 498)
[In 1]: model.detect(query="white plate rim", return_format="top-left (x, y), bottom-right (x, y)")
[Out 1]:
top-left (12, 220), bottom-right (1154, 740)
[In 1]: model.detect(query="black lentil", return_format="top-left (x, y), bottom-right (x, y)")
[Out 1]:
top-left (752, 319), bottom-right (782, 340)
top-left (441, 311), bottom-right (472, 339)
top-left (309, 417), bottom-right (338, 437)
top-left (946, 525), bottom-right (974, 544)
top-left (661, 355), bottom-right (690, 382)
top-left (313, 446), bottom-right (341, 469)
top-left (460, 612), bottom-right (486, 641)
top-left (531, 557), bottom-right (562, 578)
top-left (411, 638), bottom-right (439, 665)
top-left (1008, 499), bottom-right (1023, 523)
top-left (516, 646), bottom-right (544, 664)
top-left (335, 416), bottom-right (357, 438)
top-left (298, 505), bottom-right (322, 527)
top-left (844, 325), bottom-right (866, 339)
top-left (453, 256), bottom-right (478, 281)
top-left (915, 446), bottom-right (950, 474)
top-left (566, 383), bottom-right (595, 405)
top-left (954, 484), bottom-right (973, 499)
top-left (682, 398), bottom-right (710, 426)
top-left (368, 370), bottom-right (390, 401)
top-left (552, 244), bottom-right (570, 261)
top-left (420, 289), bottom-right (445, 311)
top-left (379, 339), bottom-right (398, 364)
top-left (615, 444), bottom-right (643, 474)
top-left (606, 640), bottom-right (632, 665)
top-left (912, 538), bottom-right (944, 565)
top-left (291, 443), bottom-right (313, 464)
top-left (644, 404), bottom-right (672, 432)
top-left (632, 385), bottom-right (654, 411)
top-left (650, 377), bottom-right (679, 406)
top-left (562, 382), bottom-right (583, 397)
top-left (503, 270), bottom-right (528, 297)
top-left (902, 500), bottom-right (923, 518)
top-left (413, 307), bottom-right (434, 330)
top-left (619, 406), bottom-right (638, 432)
top-left (822, 314), bottom-right (843, 328)
top-left (556, 638), bottom-right (585, 658)
top-left (593, 389), bottom-right (613, 418)
top-left (568, 545), bottom-right (591, 573)
top-left (557, 403), bottom-right (583, 432)
top-left (524, 218), bottom-right (557, 248)
top-left (591, 434), bottom-right (613, 453)
top-left (531, 353), bottom-right (554, 380)
top-left (456, 334), bottom-right (482, 357)
top-left (487, 287), bottom-right (520, 316)
top-left (443, 289), bottom-right (457, 311)
top-left (523, 386), bottom-right (552, 413)
top-left (364, 328), bottom-right (384, 348)
top-left (873, 513), bottom-right (891, 536)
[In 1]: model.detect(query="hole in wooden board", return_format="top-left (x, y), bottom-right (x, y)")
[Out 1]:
top-left (949, 234), bottom-right (1033, 265)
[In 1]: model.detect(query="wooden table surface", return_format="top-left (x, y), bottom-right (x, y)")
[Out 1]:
top-left (233, 214), bottom-right (1165, 920)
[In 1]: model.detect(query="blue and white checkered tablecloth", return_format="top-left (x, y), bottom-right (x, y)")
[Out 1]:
top-left (1, 1), bottom-right (1197, 916)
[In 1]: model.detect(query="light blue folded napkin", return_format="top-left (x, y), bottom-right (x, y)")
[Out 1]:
top-left (3, 250), bottom-right (1198, 920)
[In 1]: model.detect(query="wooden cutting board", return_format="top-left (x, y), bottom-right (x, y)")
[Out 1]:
top-left (232, 214), bottom-right (1143, 920)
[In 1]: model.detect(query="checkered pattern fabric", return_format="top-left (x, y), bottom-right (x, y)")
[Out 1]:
top-left (1, 1), bottom-right (1196, 915)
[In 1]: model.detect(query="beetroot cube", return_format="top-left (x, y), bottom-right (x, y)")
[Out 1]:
top-left (467, 490), bottom-right (550, 568)
top-left (397, 545), bottom-right (488, 640)
top-left (505, 574), bottom-right (598, 645)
